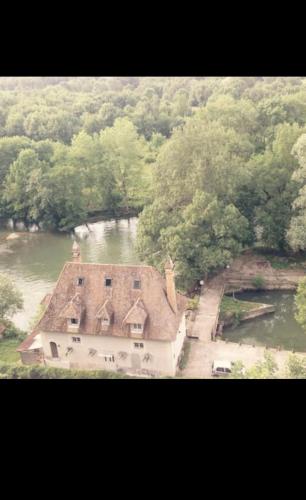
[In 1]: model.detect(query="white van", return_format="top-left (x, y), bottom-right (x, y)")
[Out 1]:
top-left (211, 360), bottom-right (232, 377)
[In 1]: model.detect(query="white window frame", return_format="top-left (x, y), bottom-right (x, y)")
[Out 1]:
top-left (130, 323), bottom-right (143, 334)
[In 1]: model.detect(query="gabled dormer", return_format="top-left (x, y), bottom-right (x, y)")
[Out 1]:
top-left (122, 298), bottom-right (148, 338)
top-left (59, 292), bottom-right (85, 333)
top-left (96, 299), bottom-right (114, 332)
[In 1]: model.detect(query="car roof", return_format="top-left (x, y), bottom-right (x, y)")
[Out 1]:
top-left (213, 360), bottom-right (232, 369)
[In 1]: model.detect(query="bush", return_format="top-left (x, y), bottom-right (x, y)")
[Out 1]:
top-left (187, 295), bottom-right (200, 310)
top-left (0, 361), bottom-right (134, 379)
top-left (251, 275), bottom-right (265, 289)
top-left (2, 320), bottom-right (27, 341)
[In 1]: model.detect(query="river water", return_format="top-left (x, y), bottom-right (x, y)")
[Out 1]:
top-left (0, 218), bottom-right (139, 330)
top-left (222, 290), bottom-right (306, 352)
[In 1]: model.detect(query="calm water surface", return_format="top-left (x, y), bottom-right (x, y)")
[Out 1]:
top-left (222, 290), bottom-right (306, 352)
top-left (0, 218), bottom-right (139, 330)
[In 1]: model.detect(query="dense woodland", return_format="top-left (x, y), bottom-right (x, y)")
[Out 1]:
top-left (2, 77), bottom-right (306, 286)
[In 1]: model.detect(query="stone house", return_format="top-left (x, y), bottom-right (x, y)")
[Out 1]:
top-left (17, 243), bottom-right (187, 377)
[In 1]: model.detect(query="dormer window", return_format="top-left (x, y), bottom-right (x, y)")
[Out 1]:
top-left (105, 278), bottom-right (112, 287)
top-left (133, 279), bottom-right (141, 290)
top-left (71, 318), bottom-right (78, 325)
top-left (77, 277), bottom-right (84, 286)
top-left (102, 317), bottom-right (110, 327)
top-left (130, 323), bottom-right (143, 334)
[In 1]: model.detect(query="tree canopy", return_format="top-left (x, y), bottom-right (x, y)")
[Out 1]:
top-left (1, 77), bottom-right (306, 281)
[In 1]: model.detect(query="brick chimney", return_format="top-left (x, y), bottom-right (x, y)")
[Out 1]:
top-left (164, 256), bottom-right (177, 313)
top-left (72, 241), bottom-right (81, 263)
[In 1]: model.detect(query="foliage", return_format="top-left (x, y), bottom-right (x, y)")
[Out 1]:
top-left (186, 295), bottom-right (200, 310)
top-left (1, 76), bottom-right (306, 263)
top-left (294, 278), bottom-right (306, 331)
top-left (229, 351), bottom-right (279, 379)
top-left (251, 275), bottom-right (266, 289)
top-left (0, 361), bottom-right (134, 379)
top-left (286, 353), bottom-right (306, 378)
top-left (0, 274), bottom-right (23, 319)
top-left (220, 296), bottom-right (259, 323)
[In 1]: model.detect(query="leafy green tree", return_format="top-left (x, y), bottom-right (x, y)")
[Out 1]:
top-left (229, 352), bottom-right (279, 379)
top-left (0, 274), bottom-right (23, 319)
top-left (100, 117), bottom-right (150, 211)
top-left (137, 191), bottom-right (249, 288)
top-left (287, 134), bottom-right (306, 250)
top-left (286, 354), bottom-right (306, 378)
top-left (294, 278), bottom-right (306, 331)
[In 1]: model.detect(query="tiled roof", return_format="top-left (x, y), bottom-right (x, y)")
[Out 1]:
top-left (36, 262), bottom-right (187, 341)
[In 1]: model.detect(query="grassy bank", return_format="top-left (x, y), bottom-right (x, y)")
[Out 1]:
top-left (220, 296), bottom-right (263, 322)
top-left (0, 338), bottom-right (23, 364)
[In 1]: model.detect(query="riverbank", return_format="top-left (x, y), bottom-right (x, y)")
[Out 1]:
top-left (0, 208), bottom-right (142, 234)
top-left (220, 296), bottom-right (276, 328)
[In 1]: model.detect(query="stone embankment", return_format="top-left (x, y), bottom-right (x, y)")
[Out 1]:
top-left (222, 304), bottom-right (276, 328)
top-left (180, 252), bottom-right (306, 378)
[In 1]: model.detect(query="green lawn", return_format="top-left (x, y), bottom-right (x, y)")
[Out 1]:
top-left (220, 295), bottom-right (262, 321)
top-left (0, 338), bottom-right (21, 363)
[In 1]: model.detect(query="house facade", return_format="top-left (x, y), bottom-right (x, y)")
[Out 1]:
top-left (18, 243), bottom-right (187, 377)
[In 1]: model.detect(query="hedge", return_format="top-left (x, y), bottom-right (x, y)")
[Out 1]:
top-left (0, 362), bottom-right (135, 379)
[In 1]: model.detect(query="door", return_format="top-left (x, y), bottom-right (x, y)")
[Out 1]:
top-left (131, 353), bottom-right (141, 369)
top-left (50, 341), bottom-right (58, 358)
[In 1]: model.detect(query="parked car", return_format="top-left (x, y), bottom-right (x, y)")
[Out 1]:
top-left (211, 360), bottom-right (232, 377)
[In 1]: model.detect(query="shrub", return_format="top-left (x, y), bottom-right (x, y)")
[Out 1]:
top-left (187, 295), bottom-right (200, 311)
top-left (0, 362), bottom-right (134, 379)
top-left (2, 319), bottom-right (27, 341)
top-left (251, 275), bottom-right (265, 289)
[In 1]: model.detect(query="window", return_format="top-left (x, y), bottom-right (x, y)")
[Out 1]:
top-left (134, 342), bottom-right (144, 349)
top-left (72, 337), bottom-right (81, 343)
top-left (133, 279), bottom-right (141, 289)
top-left (102, 318), bottom-right (110, 326)
top-left (130, 323), bottom-right (143, 334)
top-left (77, 277), bottom-right (84, 286)
top-left (105, 278), bottom-right (112, 287)
top-left (71, 318), bottom-right (78, 325)
top-left (104, 354), bottom-right (115, 362)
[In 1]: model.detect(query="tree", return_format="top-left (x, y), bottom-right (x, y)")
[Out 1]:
top-left (286, 354), bottom-right (306, 378)
top-left (100, 117), bottom-right (150, 211)
top-left (0, 274), bottom-right (23, 319)
top-left (137, 191), bottom-right (249, 288)
top-left (287, 134), bottom-right (306, 250)
top-left (294, 278), bottom-right (306, 331)
top-left (229, 352), bottom-right (279, 379)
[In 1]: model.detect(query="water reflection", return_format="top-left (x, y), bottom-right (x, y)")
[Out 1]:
top-left (0, 218), bottom-right (139, 330)
top-left (223, 290), bottom-right (306, 352)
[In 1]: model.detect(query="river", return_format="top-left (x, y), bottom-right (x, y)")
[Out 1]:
top-left (222, 290), bottom-right (306, 352)
top-left (0, 218), bottom-right (139, 330)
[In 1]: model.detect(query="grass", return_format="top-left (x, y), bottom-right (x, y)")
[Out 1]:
top-left (220, 296), bottom-right (263, 322)
top-left (0, 338), bottom-right (21, 364)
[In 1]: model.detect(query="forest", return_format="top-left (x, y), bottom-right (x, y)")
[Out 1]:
top-left (2, 77), bottom-right (306, 286)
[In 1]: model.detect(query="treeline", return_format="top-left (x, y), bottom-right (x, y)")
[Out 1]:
top-left (3, 77), bottom-right (306, 278)
top-left (136, 77), bottom-right (306, 287)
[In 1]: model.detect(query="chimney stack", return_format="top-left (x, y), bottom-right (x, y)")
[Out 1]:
top-left (164, 256), bottom-right (177, 313)
top-left (72, 241), bottom-right (81, 263)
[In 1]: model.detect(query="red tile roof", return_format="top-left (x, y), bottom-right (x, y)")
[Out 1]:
top-left (36, 262), bottom-right (187, 341)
